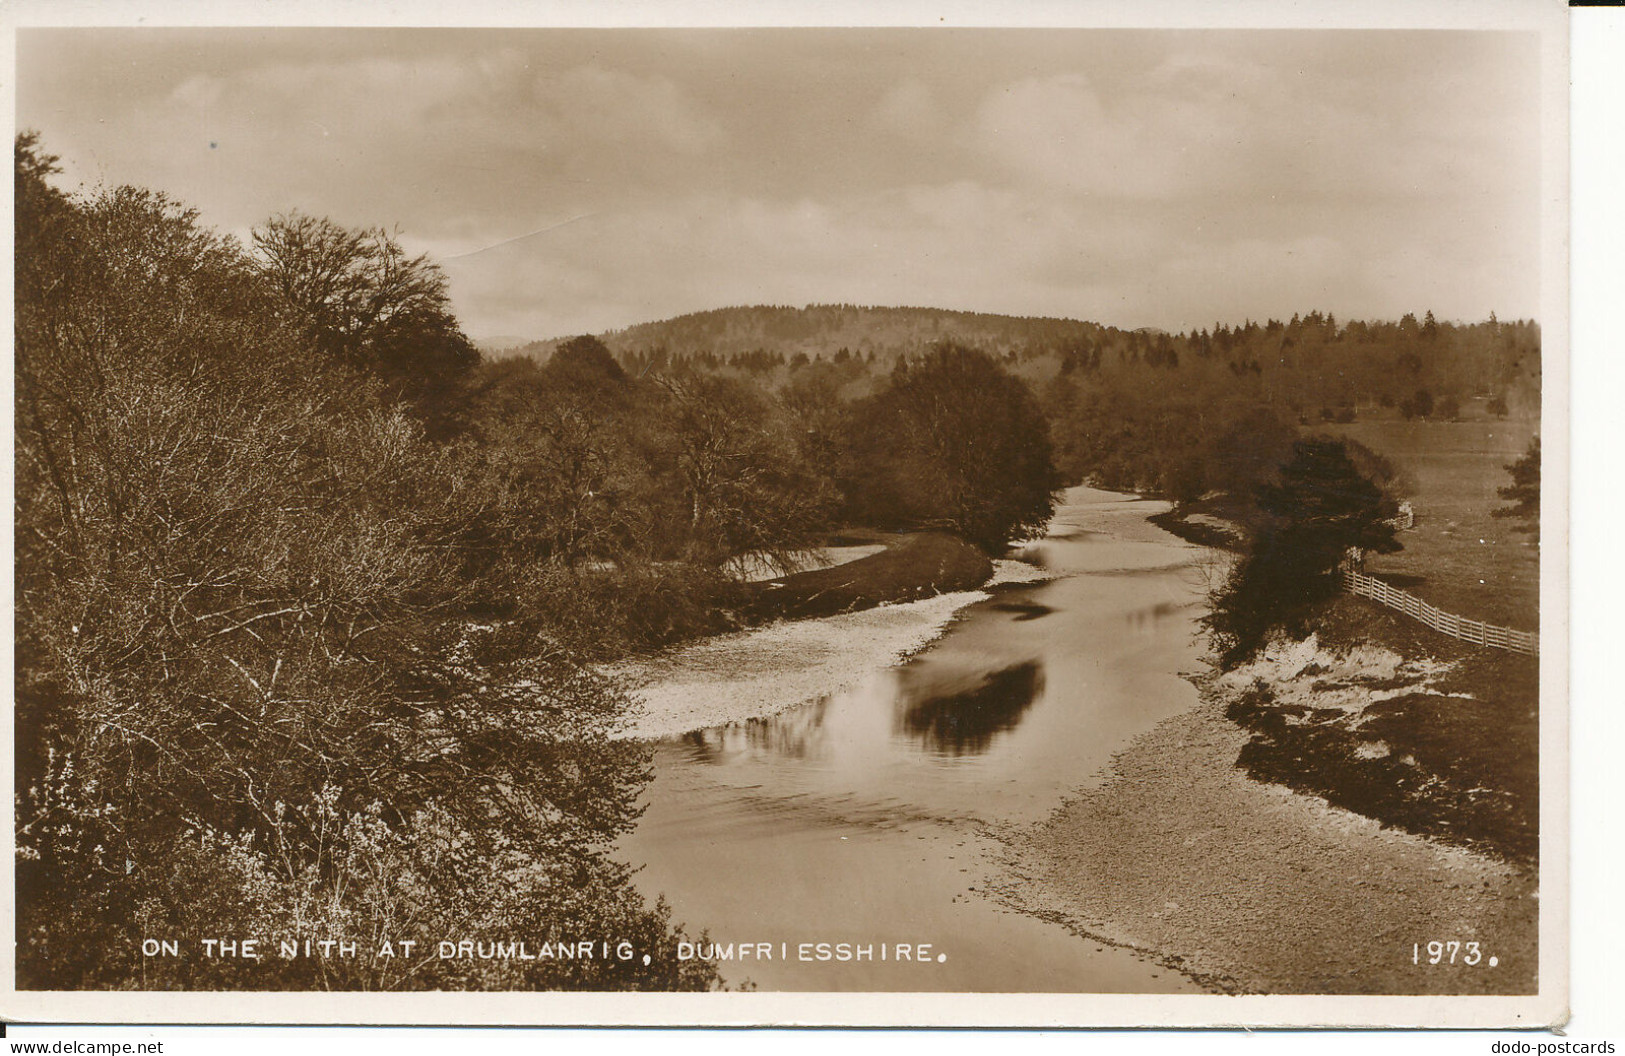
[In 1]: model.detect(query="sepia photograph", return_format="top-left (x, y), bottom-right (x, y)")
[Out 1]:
top-left (5, 0), bottom-right (1569, 1029)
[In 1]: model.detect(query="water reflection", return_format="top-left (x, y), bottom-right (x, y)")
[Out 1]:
top-left (622, 488), bottom-right (1210, 992)
top-left (894, 660), bottom-right (1045, 756)
top-left (677, 657), bottom-right (1050, 766)
top-left (681, 698), bottom-right (833, 763)
top-left (1123, 599), bottom-right (1194, 636)
top-left (990, 600), bottom-right (1055, 621)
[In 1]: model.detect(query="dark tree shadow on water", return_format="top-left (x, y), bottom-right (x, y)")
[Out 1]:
top-left (895, 660), bottom-right (1045, 756)
top-left (991, 600), bottom-right (1055, 621)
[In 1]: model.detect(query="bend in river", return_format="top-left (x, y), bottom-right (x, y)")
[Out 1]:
top-left (617, 486), bottom-right (1220, 992)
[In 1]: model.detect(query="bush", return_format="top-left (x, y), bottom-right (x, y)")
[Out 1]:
top-left (1203, 438), bottom-right (1402, 668)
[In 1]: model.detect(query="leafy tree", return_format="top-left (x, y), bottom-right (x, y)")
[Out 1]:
top-left (1166, 457), bottom-right (1208, 508)
top-left (461, 341), bottom-right (646, 577)
top-left (841, 343), bottom-right (1061, 551)
top-left (1203, 438), bottom-right (1402, 668)
top-left (252, 212), bottom-right (477, 437)
top-left (548, 334), bottom-right (628, 390)
top-left (468, 364), bottom-right (645, 573)
top-left (778, 363), bottom-right (849, 469)
top-left (15, 132), bottom-right (78, 318)
top-left (1207, 407), bottom-right (1298, 497)
top-left (650, 373), bottom-right (837, 567)
top-left (1494, 436), bottom-right (1540, 541)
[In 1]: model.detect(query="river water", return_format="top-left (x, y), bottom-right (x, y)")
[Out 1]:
top-left (618, 487), bottom-right (1216, 992)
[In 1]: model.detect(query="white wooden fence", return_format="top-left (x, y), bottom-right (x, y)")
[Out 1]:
top-left (1341, 568), bottom-right (1537, 656)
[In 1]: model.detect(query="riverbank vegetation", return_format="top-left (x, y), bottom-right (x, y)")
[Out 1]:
top-left (1201, 438), bottom-right (1403, 669)
top-left (15, 134), bottom-right (745, 991)
top-left (1088, 323), bottom-right (1542, 870)
top-left (1188, 418), bottom-right (1539, 867)
top-left (993, 410), bottom-right (1541, 996)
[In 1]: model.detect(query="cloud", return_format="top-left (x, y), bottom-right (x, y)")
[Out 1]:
top-left (973, 47), bottom-right (1537, 214)
top-left (535, 64), bottom-right (725, 154)
top-left (19, 28), bottom-right (1543, 339)
top-left (30, 45), bottom-right (730, 244)
top-left (975, 66), bottom-right (1256, 200)
top-left (872, 78), bottom-right (942, 136)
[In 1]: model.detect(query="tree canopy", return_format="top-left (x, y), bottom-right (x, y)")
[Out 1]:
top-left (1203, 438), bottom-right (1402, 668)
top-left (840, 343), bottom-right (1061, 551)
top-left (253, 212), bottom-right (478, 437)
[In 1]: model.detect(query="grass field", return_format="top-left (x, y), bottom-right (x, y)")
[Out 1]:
top-left (1319, 417), bottom-right (1540, 630)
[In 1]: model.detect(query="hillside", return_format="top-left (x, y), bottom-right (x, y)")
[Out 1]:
top-left (516, 304), bottom-right (1117, 363)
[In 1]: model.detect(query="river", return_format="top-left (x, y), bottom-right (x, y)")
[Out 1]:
top-left (617, 487), bottom-right (1217, 992)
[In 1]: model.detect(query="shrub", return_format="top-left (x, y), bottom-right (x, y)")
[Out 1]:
top-left (1203, 438), bottom-right (1401, 668)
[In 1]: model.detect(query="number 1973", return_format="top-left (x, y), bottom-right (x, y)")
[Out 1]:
top-left (1413, 940), bottom-right (1484, 965)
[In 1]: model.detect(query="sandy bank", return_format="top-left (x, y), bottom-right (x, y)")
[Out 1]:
top-left (610, 557), bottom-right (1053, 740)
top-left (988, 683), bottom-right (1539, 996)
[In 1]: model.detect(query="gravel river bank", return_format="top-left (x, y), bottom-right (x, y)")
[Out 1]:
top-left (989, 682), bottom-right (1539, 995)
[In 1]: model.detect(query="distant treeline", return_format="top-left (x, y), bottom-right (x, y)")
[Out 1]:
top-left (513, 301), bottom-right (1535, 511)
top-left (515, 303), bottom-right (1111, 365)
top-left (1037, 310), bottom-right (1536, 503)
top-left (516, 304), bottom-right (1537, 421)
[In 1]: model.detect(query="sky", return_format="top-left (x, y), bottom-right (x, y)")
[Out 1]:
top-left (18, 27), bottom-right (1544, 342)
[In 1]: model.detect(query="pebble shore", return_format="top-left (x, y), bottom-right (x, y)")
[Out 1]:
top-left (988, 683), bottom-right (1540, 996)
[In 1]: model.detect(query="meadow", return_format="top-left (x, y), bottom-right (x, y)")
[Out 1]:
top-left (1322, 409), bottom-right (1540, 631)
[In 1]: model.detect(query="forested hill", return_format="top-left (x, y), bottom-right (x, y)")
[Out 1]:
top-left (509, 303), bottom-right (1540, 427)
top-left (509, 301), bottom-right (1539, 502)
top-left (514, 304), bottom-right (1115, 363)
